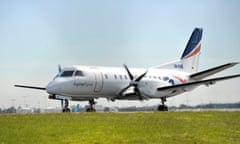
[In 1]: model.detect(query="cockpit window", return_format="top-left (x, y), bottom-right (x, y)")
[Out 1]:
top-left (75, 70), bottom-right (85, 77)
top-left (60, 70), bottom-right (74, 77)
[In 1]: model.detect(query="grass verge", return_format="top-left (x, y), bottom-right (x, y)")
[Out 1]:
top-left (0, 112), bottom-right (239, 144)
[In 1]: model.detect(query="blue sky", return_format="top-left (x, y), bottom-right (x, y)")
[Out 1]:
top-left (0, 0), bottom-right (239, 108)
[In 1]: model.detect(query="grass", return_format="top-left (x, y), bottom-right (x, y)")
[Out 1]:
top-left (0, 112), bottom-right (240, 144)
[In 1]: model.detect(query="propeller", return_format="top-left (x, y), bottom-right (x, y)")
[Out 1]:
top-left (119, 64), bottom-right (148, 100)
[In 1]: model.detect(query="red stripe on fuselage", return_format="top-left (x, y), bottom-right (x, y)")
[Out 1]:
top-left (172, 75), bottom-right (187, 84)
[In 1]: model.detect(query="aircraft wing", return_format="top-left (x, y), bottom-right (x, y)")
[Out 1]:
top-left (14, 85), bottom-right (46, 90)
top-left (190, 62), bottom-right (239, 80)
top-left (157, 74), bottom-right (240, 93)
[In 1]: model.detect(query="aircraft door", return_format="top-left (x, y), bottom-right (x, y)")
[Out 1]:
top-left (94, 70), bottom-right (104, 92)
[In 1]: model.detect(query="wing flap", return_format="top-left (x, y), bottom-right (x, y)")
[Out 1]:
top-left (157, 74), bottom-right (240, 92)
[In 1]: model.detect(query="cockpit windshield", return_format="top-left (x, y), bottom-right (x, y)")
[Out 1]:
top-left (60, 70), bottom-right (74, 77)
top-left (58, 70), bottom-right (85, 77)
top-left (74, 70), bottom-right (85, 77)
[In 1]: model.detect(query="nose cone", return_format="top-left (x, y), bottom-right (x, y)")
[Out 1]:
top-left (46, 80), bottom-right (58, 94)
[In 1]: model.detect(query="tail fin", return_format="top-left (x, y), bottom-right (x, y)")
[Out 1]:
top-left (180, 28), bottom-right (202, 73)
top-left (152, 28), bottom-right (203, 73)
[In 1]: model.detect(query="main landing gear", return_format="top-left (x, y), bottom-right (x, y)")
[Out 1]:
top-left (158, 97), bottom-right (168, 111)
top-left (86, 99), bottom-right (96, 112)
top-left (61, 99), bottom-right (71, 112)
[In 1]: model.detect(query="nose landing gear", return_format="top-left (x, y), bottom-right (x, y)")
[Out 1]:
top-left (61, 99), bottom-right (70, 112)
top-left (48, 94), bottom-right (71, 112)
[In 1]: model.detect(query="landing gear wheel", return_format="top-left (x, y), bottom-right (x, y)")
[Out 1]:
top-left (157, 97), bottom-right (168, 111)
top-left (86, 108), bottom-right (96, 112)
top-left (62, 108), bottom-right (71, 112)
top-left (61, 99), bottom-right (70, 112)
top-left (157, 105), bottom-right (168, 111)
top-left (86, 99), bottom-right (96, 112)
top-left (164, 105), bottom-right (168, 111)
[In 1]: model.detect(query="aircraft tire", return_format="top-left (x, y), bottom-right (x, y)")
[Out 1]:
top-left (62, 108), bottom-right (71, 112)
top-left (86, 108), bottom-right (96, 112)
top-left (157, 105), bottom-right (168, 111)
top-left (163, 105), bottom-right (168, 111)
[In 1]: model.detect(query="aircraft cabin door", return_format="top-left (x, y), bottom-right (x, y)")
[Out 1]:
top-left (93, 70), bottom-right (104, 92)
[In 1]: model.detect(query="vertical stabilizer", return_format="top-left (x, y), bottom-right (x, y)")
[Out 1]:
top-left (152, 28), bottom-right (203, 74)
top-left (181, 28), bottom-right (202, 73)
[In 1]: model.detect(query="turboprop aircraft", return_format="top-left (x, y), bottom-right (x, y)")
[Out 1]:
top-left (15, 28), bottom-right (240, 112)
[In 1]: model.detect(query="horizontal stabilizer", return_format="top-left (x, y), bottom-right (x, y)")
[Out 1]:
top-left (157, 74), bottom-right (240, 92)
top-left (14, 85), bottom-right (46, 90)
top-left (190, 62), bottom-right (239, 80)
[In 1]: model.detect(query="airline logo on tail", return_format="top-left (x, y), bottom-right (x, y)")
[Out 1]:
top-left (181, 28), bottom-right (202, 59)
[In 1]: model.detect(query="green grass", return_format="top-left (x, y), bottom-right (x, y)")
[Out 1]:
top-left (0, 112), bottom-right (240, 144)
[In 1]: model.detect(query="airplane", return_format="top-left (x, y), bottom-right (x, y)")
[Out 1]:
top-left (15, 28), bottom-right (240, 112)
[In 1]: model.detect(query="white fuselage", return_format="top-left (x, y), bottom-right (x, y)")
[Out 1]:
top-left (46, 65), bottom-right (191, 101)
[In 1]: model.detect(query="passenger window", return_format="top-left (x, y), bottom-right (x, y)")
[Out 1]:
top-left (163, 77), bottom-right (169, 81)
top-left (114, 75), bottom-right (117, 79)
top-left (119, 75), bottom-right (122, 80)
top-left (60, 71), bottom-right (74, 77)
top-left (124, 75), bottom-right (128, 80)
top-left (75, 71), bottom-right (84, 77)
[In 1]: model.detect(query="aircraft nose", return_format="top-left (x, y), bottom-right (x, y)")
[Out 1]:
top-left (46, 81), bottom-right (58, 94)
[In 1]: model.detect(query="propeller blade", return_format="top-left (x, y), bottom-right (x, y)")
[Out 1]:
top-left (119, 85), bottom-right (132, 96)
top-left (124, 64), bottom-right (134, 80)
top-left (134, 87), bottom-right (143, 100)
top-left (135, 70), bottom-right (148, 82)
top-left (58, 64), bottom-right (61, 73)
